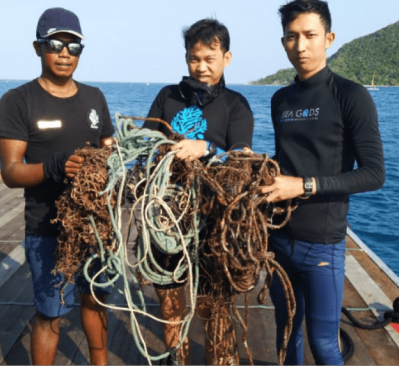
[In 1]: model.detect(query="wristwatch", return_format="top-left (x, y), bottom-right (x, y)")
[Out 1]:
top-left (301, 176), bottom-right (313, 198)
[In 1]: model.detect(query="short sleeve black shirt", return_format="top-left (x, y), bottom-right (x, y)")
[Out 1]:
top-left (0, 79), bottom-right (115, 235)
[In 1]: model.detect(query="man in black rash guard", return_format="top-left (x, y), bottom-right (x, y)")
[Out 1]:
top-left (0, 8), bottom-right (114, 365)
top-left (260, 1), bottom-right (385, 365)
top-left (143, 18), bottom-right (254, 365)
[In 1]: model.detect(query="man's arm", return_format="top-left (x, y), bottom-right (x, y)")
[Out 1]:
top-left (0, 138), bottom-right (84, 188)
top-left (0, 139), bottom-right (46, 188)
top-left (226, 94), bottom-right (254, 150)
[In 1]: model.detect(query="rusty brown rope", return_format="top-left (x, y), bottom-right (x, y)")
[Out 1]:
top-left (118, 115), bottom-right (174, 133)
top-left (51, 146), bottom-right (116, 292)
top-left (187, 149), bottom-right (297, 365)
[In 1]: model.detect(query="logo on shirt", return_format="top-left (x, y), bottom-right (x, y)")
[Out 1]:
top-left (88, 109), bottom-right (100, 129)
top-left (280, 108), bottom-right (320, 122)
top-left (171, 106), bottom-right (207, 139)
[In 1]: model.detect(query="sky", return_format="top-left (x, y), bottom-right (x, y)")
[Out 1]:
top-left (1, 0), bottom-right (399, 84)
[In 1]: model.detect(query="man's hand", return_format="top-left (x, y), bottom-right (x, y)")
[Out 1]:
top-left (171, 139), bottom-right (207, 161)
top-left (259, 175), bottom-right (306, 203)
top-left (65, 155), bottom-right (85, 178)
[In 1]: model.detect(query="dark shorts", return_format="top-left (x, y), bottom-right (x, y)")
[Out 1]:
top-left (25, 235), bottom-right (111, 318)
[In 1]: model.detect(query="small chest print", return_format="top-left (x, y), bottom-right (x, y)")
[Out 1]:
top-left (88, 109), bottom-right (100, 129)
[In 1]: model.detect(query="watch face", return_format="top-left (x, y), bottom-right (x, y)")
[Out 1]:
top-left (305, 182), bottom-right (313, 190)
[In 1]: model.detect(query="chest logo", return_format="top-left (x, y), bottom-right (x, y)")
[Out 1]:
top-left (88, 109), bottom-right (100, 129)
top-left (280, 108), bottom-right (320, 122)
top-left (171, 106), bottom-right (207, 139)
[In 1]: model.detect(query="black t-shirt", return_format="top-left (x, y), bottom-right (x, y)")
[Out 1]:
top-left (143, 82), bottom-right (254, 150)
top-left (0, 79), bottom-right (115, 236)
top-left (271, 67), bottom-right (385, 243)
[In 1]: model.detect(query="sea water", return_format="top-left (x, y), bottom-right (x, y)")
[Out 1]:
top-left (0, 80), bottom-right (398, 276)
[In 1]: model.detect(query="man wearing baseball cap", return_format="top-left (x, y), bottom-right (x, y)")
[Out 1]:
top-left (0, 8), bottom-right (114, 365)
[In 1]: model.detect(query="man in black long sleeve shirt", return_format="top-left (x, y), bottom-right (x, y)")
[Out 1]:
top-left (260, 1), bottom-right (384, 364)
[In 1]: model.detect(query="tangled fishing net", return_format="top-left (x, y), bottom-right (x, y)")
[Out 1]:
top-left (52, 114), bottom-right (296, 365)
top-left (52, 146), bottom-right (115, 294)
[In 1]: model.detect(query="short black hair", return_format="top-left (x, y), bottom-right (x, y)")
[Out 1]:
top-left (279, 0), bottom-right (332, 33)
top-left (182, 18), bottom-right (230, 53)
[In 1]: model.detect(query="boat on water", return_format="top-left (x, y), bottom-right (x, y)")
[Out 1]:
top-left (368, 73), bottom-right (379, 91)
top-left (0, 181), bottom-right (399, 365)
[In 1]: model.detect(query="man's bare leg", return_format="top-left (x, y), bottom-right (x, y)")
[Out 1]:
top-left (81, 293), bottom-right (108, 366)
top-left (155, 285), bottom-right (190, 365)
top-left (31, 312), bottom-right (61, 365)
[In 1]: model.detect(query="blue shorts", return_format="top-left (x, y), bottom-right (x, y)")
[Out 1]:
top-left (25, 235), bottom-right (111, 318)
top-left (269, 232), bottom-right (346, 365)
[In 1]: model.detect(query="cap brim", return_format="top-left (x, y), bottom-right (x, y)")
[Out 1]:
top-left (42, 30), bottom-right (84, 39)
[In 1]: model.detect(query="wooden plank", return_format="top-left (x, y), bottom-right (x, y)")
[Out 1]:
top-left (0, 262), bottom-right (35, 365)
top-left (0, 241), bottom-right (21, 263)
top-left (341, 277), bottom-right (382, 365)
top-left (0, 242), bottom-right (25, 288)
top-left (0, 188), bottom-right (23, 206)
top-left (346, 254), bottom-right (399, 350)
top-left (346, 236), bottom-right (399, 303)
top-left (347, 227), bottom-right (399, 289)
top-left (0, 216), bottom-right (25, 243)
top-left (233, 270), bottom-right (278, 365)
top-left (0, 202), bottom-right (24, 230)
top-left (0, 319), bottom-right (33, 365)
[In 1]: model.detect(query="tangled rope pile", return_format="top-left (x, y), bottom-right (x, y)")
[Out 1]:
top-left (98, 115), bottom-right (201, 364)
top-left (52, 114), bottom-right (296, 365)
top-left (190, 150), bottom-right (297, 365)
top-left (52, 146), bottom-right (115, 297)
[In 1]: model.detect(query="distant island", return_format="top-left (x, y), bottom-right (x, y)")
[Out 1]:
top-left (251, 21), bottom-right (399, 86)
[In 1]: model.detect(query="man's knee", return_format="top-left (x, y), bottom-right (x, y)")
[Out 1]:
top-left (34, 311), bottom-right (61, 330)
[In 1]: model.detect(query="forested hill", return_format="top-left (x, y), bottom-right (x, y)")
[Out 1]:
top-left (251, 21), bottom-right (399, 86)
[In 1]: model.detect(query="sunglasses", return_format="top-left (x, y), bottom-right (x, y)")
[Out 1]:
top-left (37, 38), bottom-right (84, 56)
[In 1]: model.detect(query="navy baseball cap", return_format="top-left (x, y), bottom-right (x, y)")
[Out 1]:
top-left (36, 8), bottom-right (84, 39)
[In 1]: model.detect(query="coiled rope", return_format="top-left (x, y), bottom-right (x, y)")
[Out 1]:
top-left (87, 114), bottom-right (200, 365)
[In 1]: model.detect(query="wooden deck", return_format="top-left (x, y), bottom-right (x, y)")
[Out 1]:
top-left (1, 179), bottom-right (399, 365)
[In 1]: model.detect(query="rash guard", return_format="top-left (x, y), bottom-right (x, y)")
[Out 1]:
top-left (143, 77), bottom-right (254, 151)
top-left (271, 67), bottom-right (385, 244)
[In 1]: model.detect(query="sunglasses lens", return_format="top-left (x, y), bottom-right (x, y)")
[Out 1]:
top-left (68, 43), bottom-right (83, 56)
top-left (47, 39), bottom-right (64, 53)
